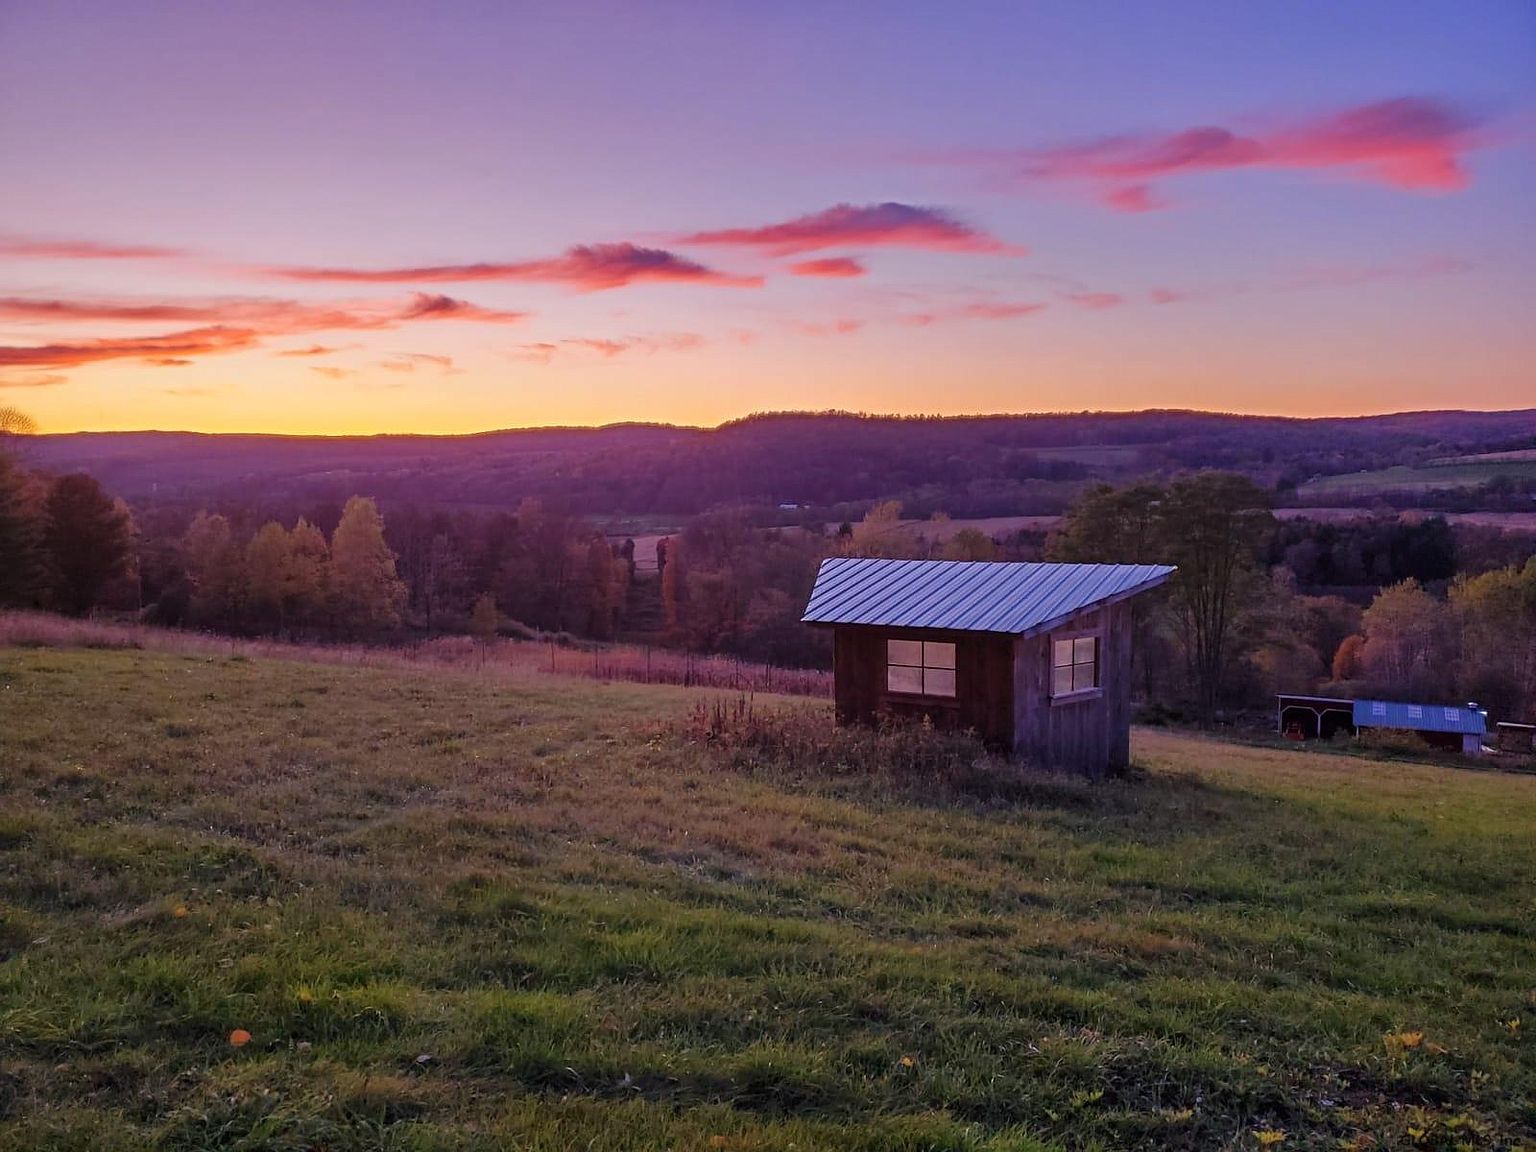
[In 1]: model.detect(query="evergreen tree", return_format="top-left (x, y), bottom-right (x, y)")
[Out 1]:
top-left (41, 473), bottom-right (133, 616)
top-left (0, 454), bottom-right (43, 606)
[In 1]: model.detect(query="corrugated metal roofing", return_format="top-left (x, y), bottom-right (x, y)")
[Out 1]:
top-left (1353, 699), bottom-right (1488, 735)
top-left (801, 557), bottom-right (1176, 635)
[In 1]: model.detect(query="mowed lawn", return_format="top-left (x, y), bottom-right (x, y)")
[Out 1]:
top-left (1, 650), bottom-right (1534, 1151)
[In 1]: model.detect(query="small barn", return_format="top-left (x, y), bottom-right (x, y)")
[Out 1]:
top-left (800, 557), bottom-right (1176, 777)
top-left (1354, 698), bottom-right (1488, 756)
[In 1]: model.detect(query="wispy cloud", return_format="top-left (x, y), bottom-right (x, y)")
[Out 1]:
top-left (0, 326), bottom-right (259, 370)
top-left (512, 332), bottom-right (707, 363)
top-left (0, 373), bottom-right (67, 389)
top-left (797, 318), bottom-right (866, 337)
top-left (901, 300), bottom-right (1048, 326)
top-left (927, 97), bottom-right (1488, 211)
top-left (397, 293), bottom-right (530, 323)
top-left (1061, 291), bottom-right (1124, 310)
top-left (270, 243), bottom-right (761, 291)
top-left (789, 257), bottom-right (868, 278)
top-left (310, 366), bottom-right (358, 381)
top-left (378, 352), bottom-right (458, 374)
top-left (274, 344), bottom-right (342, 357)
top-left (0, 293), bottom-right (529, 330)
top-left (1277, 254), bottom-right (1473, 291)
top-left (677, 202), bottom-right (1022, 256)
top-left (0, 235), bottom-right (185, 260)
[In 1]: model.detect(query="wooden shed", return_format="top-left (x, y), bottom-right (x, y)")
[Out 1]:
top-left (801, 557), bottom-right (1175, 777)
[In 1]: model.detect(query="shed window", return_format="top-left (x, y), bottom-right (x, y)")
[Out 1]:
top-left (1051, 636), bottom-right (1099, 696)
top-left (886, 639), bottom-right (956, 698)
top-left (1407, 705), bottom-right (1423, 720)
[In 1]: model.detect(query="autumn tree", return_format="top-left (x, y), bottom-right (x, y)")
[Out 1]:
top-left (245, 521), bottom-right (294, 634)
top-left (1359, 579), bottom-right (1454, 699)
top-left (659, 534), bottom-right (683, 633)
top-left (1156, 473), bottom-right (1274, 724)
top-left (1047, 483), bottom-right (1164, 564)
top-left (1332, 634), bottom-right (1366, 681)
top-left (41, 473), bottom-right (134, 616)
top-left (942, 527), bottom-right (997, 561)
top-left (330, 496), bottom-right (406, 636)
top-left (1451, 558), bottom-right (1536, 720)
top-left (182, 512), bottom-right (245, 629)
top-left (287, 517), bottom-right (331, 631)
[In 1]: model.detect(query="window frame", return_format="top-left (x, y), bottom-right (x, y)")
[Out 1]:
top-left (1049, 629), bottom-right (1103, 703)
top-left (885, 637), bottom-right (958, 700)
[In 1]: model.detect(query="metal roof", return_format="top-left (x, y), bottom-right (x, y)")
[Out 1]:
top-left (1353, 699), bottom-right (1488, 735)
top-left (801, 557), bottom-right (1176, 635)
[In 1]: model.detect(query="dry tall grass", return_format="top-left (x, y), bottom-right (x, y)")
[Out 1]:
top-left (0, 610), bottom-right (832, 697)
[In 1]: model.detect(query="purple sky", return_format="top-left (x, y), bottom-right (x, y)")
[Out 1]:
top-left (1, 1), bottom-right (1533, 433)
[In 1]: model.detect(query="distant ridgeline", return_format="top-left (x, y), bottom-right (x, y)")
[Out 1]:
top-left (26, 408), bottom-right (1536, 518)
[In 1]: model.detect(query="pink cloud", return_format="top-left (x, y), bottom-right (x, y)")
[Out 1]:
top-left (310, 366), bottom-right (358, 381)
top-left (513, 332), bottom-right (707, 363)
top-left (935, 97), bottom-right (1488, 210)
top-left (789, 257), bottom-right (868, 278)
top-left (0, 326), bottom-right (260, 370)
top-left (1062, 292), bottom-right (1124, 310)
top-left (0, 235), bottom-right (185, 260)
top-left (677, 202), bottom-right (1022, 256)
top-left (275, 344), bottom-right (341, 357)
top-left (960, 301), bottom-right (1049, 319)
top-left (270, 243), bottom-right (761, 291)
top-left (798, 318), bottom-right (866, 336)
top-left (902, 300), bottom-right (1048, 326)
top-left (397, 293), bottom-right (530, 324)
top-left (1278, 254), bottom-right (1473, 291)
top-left (0, 373), bottom-right (67, 389)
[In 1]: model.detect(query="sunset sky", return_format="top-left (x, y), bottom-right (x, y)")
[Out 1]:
top-left (2, 1), bottom-right (1533, 434)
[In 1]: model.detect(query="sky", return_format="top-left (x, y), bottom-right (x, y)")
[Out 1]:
top-left (1, 0), bottom-right (1533, 434)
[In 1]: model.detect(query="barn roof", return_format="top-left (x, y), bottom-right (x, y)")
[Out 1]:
top-left (1353, 699), bottom-right (1488, 735)
top-left (801, 557), bottom-right (1175, 636)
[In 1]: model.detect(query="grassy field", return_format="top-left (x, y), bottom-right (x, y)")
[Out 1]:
top-left (2, 649), bottom-right (1534, 1150)
top-left (1298, 457), bottom-right (1536, 498)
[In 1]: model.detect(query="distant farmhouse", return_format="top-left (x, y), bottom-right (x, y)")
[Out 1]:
top-left (801, 558), bottom-right (1175, 777)
top-left (1277, 693), bottom-right (1489, 756)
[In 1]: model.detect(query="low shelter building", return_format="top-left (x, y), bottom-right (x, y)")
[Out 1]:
top-left (800, 557), bottom-right (1175, 777)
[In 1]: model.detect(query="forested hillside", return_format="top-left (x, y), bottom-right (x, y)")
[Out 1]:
top-left (28, 409), bottom-right (1536, 518)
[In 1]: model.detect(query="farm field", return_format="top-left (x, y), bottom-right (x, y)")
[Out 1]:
top-left (1297, 456), bottom-right (1536, 498)
top-left (2, 648), bottom-right (1535, 1150)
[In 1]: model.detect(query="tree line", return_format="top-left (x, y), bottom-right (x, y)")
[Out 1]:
top-left (4, 403), bottom-right (1532, 723)
top-left (1050, 475), bottom-right (1536, 726)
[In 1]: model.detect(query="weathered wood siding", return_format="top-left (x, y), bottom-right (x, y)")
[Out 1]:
top-left (1010, 602), bottom-right (1134, 778)
top-left (832, 625), bottom-right (1015, 748)
top-left (830, 601), bottom-right (1135, 776)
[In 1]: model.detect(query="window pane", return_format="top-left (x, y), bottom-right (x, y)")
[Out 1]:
top-left (924, 668), bottom-right (956, 698)
top-left (1073, 663), bottom-right (1097, 693)
top-left (1052, 639), bottom-right (1073, 668)
top-left (1073, 636), bottom-right (1097, 664)
top-left (888, 665), bottom-right (923, 694)
top-left (923, 641), bottom-right (956, 669)
top-left (1052, 665), bottom-right (1074, 696)
top-left (887, 639), bottom-right (923, 667)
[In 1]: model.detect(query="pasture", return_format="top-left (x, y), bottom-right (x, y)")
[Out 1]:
top-left (1, 647), bottom-right (1534, 1150)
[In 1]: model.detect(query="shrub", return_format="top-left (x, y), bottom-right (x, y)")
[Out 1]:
top-left (667, 695), bottom-right (1097, 806)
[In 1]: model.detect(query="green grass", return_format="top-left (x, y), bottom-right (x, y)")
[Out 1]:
top-left (1299, 457), bottom-right (1536, 497)
top-left (2, 648), bottom-right (1534, 1150)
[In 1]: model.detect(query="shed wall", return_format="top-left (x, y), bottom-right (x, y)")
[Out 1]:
top-left (832, 626), bottom-right (1015, 748)
top-left (1010, 602), bottom-right (1134, 778)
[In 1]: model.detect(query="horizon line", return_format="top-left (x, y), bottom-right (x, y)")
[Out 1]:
top-left (21, 404), bottom-right (1536, 440)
